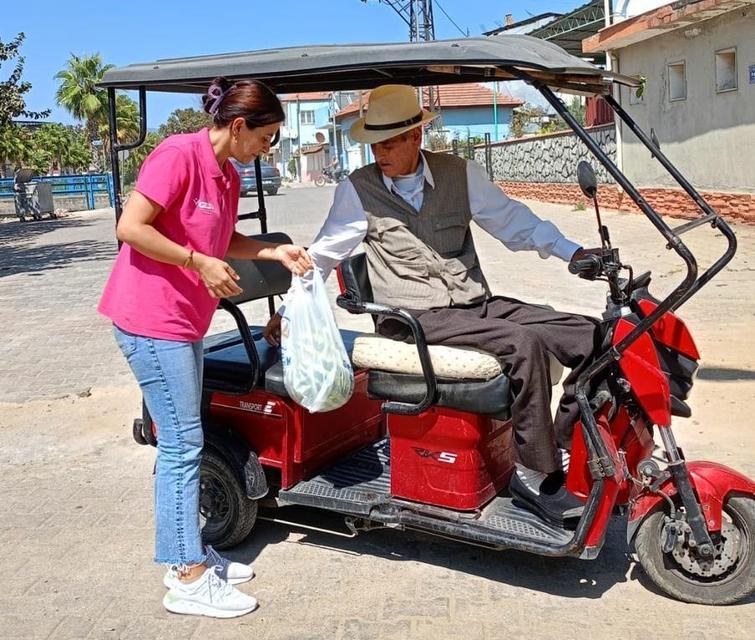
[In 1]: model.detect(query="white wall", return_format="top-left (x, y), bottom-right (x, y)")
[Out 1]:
top-left (613, 0), bottom-right (668, 21)
top-left (615, 8), bottom-right (755, 192)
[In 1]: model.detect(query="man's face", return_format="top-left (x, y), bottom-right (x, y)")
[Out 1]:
top-left (371, 127), bottom-right (422, 178)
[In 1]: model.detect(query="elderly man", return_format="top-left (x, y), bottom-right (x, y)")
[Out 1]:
top-left (266, 84), bottom-right (599, 525)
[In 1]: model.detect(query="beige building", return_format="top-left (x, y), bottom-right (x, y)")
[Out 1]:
top-left (585, 0), bottom-right (755, 219)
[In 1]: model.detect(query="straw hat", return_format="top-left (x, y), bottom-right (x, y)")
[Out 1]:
top-left (349, 84), bottom-right (437, 144)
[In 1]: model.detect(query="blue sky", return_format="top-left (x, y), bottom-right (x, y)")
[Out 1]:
top-left (4, 0), bottom-right (577, 128)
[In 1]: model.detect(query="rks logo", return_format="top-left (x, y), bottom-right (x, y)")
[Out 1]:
top-left (412, 447), bottom-right (458, 464)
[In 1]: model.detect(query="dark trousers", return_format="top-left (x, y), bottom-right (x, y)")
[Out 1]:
top-left (378, 297), bottom-right (600, 474)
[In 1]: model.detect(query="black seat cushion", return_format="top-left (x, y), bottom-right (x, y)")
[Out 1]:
top-left (203, 327), bottom-right (365, 398)
top-left (367, 370), bottom-right (513, 419)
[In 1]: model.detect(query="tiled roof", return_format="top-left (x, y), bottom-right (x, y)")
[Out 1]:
top-left (335, 84), bottom-right (523, 119)
top-left (279, 91), bottom-right (332, 102)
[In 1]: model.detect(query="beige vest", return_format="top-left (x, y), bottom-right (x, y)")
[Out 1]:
top-left (349, 151), bottom-right (490, 310)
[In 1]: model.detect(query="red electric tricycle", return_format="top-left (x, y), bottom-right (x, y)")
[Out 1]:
top-left (101, 34), bottom-right (755, 605)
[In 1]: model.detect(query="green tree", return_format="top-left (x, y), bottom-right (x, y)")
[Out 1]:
top-left (0, 32), bottom-right (50, 127)
top-left (0, 123), bottom-right (32, 175)
top-left (158, 107), bottom-right (211, 136)
top-left (563, 96), bottom-right (585, 129)
top-left (122, 131), bottom-right (162, 186)
top-left (98, 93), bottom-right (140, 154)
top-left (31, 123), bottom-right (92, 174)
top-left (32, 123), bottom-right (70, 173)
top-left (511, 103), bottom-right (548, 138)
top-left (426, 130), bottom-right (449, 151)
top-left (54, 53), bottom-right (113, 145)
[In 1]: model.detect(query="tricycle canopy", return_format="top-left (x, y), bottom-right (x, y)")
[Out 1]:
top-left (99, 34), bottom-right (639, 95)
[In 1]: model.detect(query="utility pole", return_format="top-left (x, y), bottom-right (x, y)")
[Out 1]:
top-left (364, 1), bottom-right (442, 124)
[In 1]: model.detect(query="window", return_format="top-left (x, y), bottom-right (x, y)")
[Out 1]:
top-left (667, 61), bottom-right (686, 102)
top-left (715, 48), bottom-right (737, 92)
top-left (300, 110), bottom-right (315, 125)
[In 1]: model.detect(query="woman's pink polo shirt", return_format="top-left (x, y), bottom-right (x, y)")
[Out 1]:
top-left (98, 128), bottom-right (240, 342)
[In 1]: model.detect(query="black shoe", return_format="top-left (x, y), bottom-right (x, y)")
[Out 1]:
top-left (509, 472), bottom-right (585, 527)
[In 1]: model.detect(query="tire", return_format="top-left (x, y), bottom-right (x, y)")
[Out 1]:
top-left (199, 449), bottom-right (258, 550)
top-left (266, 188), bottom-right (278, 196)
top-left (635, 495), bottom-right (755, 605)
top-left (314, 175), bottom-right (326, 187)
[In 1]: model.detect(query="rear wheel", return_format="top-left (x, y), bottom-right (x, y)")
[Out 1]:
top-left (314, 175), bottom-right (326, 187)
top-left (635, 495), bottom-right (755, 605)
top-left (266, 187), bottom-right (278, 196)
top-left (199, 449), bottom-right (258, 550)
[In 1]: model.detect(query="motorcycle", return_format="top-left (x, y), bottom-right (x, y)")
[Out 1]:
top-left (314, 166), bottom-right (350, 187)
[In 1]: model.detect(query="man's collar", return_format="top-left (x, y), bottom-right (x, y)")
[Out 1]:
top-left (381, 150), bottom-right (435, 192)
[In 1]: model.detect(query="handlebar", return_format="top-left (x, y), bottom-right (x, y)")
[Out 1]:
top-left (568, 254), bottom-right (602, 279)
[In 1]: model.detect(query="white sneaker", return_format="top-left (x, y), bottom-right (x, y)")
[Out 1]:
top-left (162, 567), bottom-right (258, 618)
top-left (163, 547), bottom-right (254, 588)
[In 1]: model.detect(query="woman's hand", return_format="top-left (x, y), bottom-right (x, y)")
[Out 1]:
top-left (274, 244), bottom-right (313, 276)
top-left (193, 253), bottom-right (243, 299)
top-left (264, 312), bottom-right (282, 346)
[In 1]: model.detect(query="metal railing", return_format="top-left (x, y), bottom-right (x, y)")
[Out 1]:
top-left (0, 173), bottom-right (114, 210)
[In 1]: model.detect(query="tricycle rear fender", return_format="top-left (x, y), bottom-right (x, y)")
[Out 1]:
top-left (204, 425), bottom-right (269, 500)
top-left (627, 461), bottom-right (755, 544)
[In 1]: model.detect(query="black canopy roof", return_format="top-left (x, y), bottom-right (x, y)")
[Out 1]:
top-left (100, 34), bottom-right (638, 95)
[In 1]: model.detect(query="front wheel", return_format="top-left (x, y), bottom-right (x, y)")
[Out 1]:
top-left (199, 449), bottom-right (258, 550)
top-left (635, 495), bottom-right (755, 605)
top-left (314, 175), bottom-right (326, 187)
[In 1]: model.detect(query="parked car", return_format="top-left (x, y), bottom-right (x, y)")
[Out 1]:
top-left (232, 159), bottom-right (281, 196)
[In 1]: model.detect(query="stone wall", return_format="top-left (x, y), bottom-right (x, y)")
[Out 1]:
top-left (474, 124), bottom-right (616, 184)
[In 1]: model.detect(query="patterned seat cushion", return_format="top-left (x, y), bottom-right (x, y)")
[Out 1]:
top-left (352, 334), bottom-right (564, 384)
top-left (352, 334), bottom-right (501, 381)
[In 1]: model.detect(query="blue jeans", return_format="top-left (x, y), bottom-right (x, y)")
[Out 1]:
top-left (113, 325), bottom-right (206, 566)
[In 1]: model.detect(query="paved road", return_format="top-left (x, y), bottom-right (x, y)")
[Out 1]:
top-left (1, 185), bottom-right (754, 639)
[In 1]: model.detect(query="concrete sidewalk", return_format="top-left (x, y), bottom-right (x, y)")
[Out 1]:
top-left (1, 192), bottom-right (753, 639)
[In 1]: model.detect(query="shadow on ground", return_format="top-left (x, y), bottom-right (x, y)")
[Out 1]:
top-left (0, 216), bottom-right (115, 277)
top-left (697, 366), bottom-right (755, 381)
top-left (227, 505), bottom-right (641, 601)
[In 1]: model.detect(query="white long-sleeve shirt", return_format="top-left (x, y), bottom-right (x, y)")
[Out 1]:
top-left (282, 154), bottom-right (580, 311)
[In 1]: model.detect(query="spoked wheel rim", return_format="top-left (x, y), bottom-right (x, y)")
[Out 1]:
top-left (199, 466), bottom-right (238, 540)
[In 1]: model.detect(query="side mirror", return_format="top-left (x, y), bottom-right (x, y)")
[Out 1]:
top-left (577, 160), bottom-right (598, 199)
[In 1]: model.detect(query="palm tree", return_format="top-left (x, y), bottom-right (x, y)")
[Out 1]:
top-left (54, 54), bottom-right (113, 145)
top-left (98, 94), bottom-right (140, 153)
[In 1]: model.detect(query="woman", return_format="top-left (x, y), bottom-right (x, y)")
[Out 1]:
top-left (98, 77), bottom-right (312, 618)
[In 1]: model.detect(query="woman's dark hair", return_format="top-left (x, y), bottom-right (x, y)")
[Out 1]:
top-left (202, 77), bottom-right (285, 138)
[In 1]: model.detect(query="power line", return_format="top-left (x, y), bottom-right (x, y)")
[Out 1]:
top-left (434, 0), bottom-right (469, 38)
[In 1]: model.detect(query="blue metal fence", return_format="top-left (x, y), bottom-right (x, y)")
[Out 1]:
top-left (0, 173), bottom-right (114, 210)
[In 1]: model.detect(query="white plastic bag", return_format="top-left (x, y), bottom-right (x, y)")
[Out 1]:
top-left (281, 271), bottom-right (354, 412)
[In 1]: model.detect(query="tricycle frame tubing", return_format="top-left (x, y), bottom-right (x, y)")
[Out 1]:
top-left (108, 86), bottom-right (147, 226)
top-left (519, 74), bottom-right (738, 551)
top-left (603, 94), bottom-right (737, 310)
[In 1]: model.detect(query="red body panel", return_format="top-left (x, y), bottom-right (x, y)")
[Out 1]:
top-left (568, 404), bottom-right (626, 548)
top-left (209, 370), bottom-right (384, 488)
top-left (567, 403), bottom-right (654, 505)
top-left (388, 407), bottom-right (515, 510)
top-left (637, 299), bottom-right (700, 360)
top-left (629, 461), bottom-right (755, 534)
top-left (614, 318), bottom-right (671, 427)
